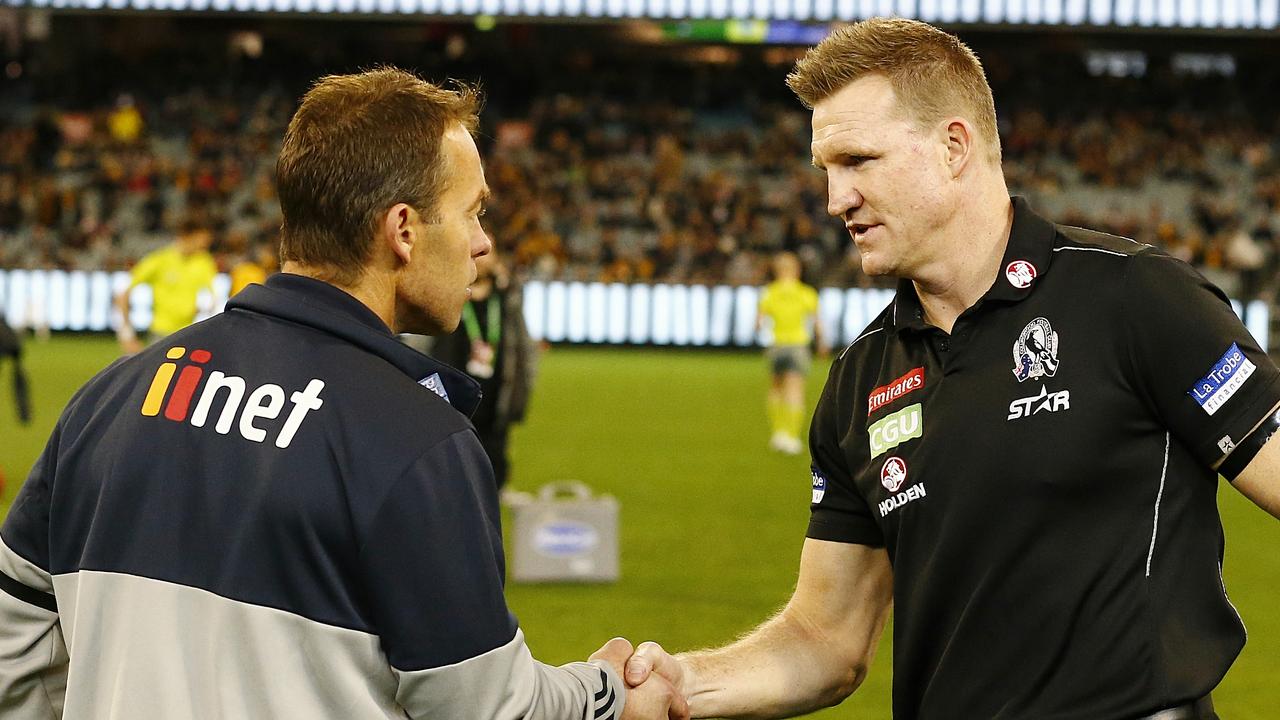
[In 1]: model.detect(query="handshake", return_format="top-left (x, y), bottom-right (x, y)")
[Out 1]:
top-left (590, 638), bottom-right (690, 720)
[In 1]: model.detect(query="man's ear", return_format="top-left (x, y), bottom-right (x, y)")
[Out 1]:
top-left (942, 118), bottom-right (976, 179)
top-left (382, 203), bottom-right (416, 265)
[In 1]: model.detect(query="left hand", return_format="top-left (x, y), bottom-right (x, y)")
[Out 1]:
top-left (591, 639), bottom-right (690, 720)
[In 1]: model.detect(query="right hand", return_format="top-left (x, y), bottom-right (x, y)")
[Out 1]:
top-left (624, 642), bottom-right (689, 702)
top-left (591, 639), bottom-right (689, 720)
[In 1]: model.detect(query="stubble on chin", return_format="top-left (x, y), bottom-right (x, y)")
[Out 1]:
top-left (395, 303), bottom-right (456, 337)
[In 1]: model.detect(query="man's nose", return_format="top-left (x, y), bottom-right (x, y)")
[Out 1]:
top-left (473, 231), bottom-right (493, 259)
top-left (827, 170), bottom-right (863, 218)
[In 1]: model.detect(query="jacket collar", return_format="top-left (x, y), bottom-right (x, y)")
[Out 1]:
top-left (227, 273), bottom-right (482, 417)
top-left (887, 196), bottom-right (1056, 333)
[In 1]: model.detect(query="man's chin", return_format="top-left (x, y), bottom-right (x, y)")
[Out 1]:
top-left (398, 312), bottom-right (458, 337)
top-left (857, 255), bottom-right (894, 278)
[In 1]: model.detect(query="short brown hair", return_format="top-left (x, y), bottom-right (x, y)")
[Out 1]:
top-left (177, 217), bottom-right (208, 237)
top-left (787, 19), bottom-right (1000, 162)
top-left (276, 67), bottom-right (480, 285)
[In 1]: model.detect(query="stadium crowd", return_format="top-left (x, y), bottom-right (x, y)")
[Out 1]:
top-left (1, 35), bottom-right (1279, 299)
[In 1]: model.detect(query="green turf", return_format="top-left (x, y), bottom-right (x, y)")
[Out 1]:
top-left (1, 338), bottom-right (1278, 718)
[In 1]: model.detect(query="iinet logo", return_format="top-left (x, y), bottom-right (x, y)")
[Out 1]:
top-left (141, 346), bottom-right (325, 449)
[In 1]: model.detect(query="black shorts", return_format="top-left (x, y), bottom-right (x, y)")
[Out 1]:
top-left (767, 345), bottom-right (811, 376)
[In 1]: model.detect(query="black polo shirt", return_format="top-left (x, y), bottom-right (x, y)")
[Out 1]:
top-left (807, 198), bottom-right (1280, 720)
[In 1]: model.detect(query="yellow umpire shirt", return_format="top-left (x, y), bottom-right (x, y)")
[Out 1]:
top-left (129, 245), bottom-right (218, 336)
top-left (759, 278), bottom-right (819, 347)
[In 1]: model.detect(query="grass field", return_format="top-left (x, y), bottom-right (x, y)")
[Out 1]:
top-left (1, 336), bottom-right (1278, 718)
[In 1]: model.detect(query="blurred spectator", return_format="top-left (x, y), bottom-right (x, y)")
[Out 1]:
top-left (107, 95), bottom-right (144, 145)
top-left (0, 316), bottom-right (31, 425)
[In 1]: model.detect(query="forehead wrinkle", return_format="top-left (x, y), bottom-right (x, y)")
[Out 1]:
top-left (812, 111), bottom-right (877, 138)
top-left (811, 108), bottom-right (928, 161)
top-left (812, 79), bottom-right (915, 139)
top-left (811, 119), bottom-right (878, 160)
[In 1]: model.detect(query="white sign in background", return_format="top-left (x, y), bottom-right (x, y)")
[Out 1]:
top-left (5, 0), bottom-right (1278, 27)
top-left (0, 269), bottom-right (1270, 350)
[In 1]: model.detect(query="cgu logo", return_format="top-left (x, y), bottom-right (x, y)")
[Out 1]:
top-left (141, 346), bottom-right (325, 449)
top-left (868, 403), bottom-right (923, 458)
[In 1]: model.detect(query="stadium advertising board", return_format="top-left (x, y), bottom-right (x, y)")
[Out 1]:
top-left (0, 268), bottom-right (1271, 350)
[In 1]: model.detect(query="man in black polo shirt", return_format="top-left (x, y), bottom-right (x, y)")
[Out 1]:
top-left (0, 68), bottom-right (684, 720)
top-left (624, 19), bottom-right (1280, 720)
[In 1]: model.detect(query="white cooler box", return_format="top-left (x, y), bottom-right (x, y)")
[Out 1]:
top-left (509, 482), bottom-right (619, 583)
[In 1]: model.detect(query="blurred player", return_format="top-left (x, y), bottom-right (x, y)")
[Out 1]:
top-left (625, 19), bottom-right (1280, 720)
top-left (431, 248), bottom-right (537, 490)
top-left (757, 251), bottom-right (825, 455)
top-left (0, 68), bottom-right (684, 720)
top-left (113, 218), bottom-right (217, 354)
top-left (0, 316), bottom-right (30, 425)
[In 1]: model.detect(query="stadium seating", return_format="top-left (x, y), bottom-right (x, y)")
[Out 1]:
top-left (1, 22), bottom-right (1278, 300)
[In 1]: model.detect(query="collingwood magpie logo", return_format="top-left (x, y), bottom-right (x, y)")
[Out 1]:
top-left (1012, 317), bottom-right (1060, 382)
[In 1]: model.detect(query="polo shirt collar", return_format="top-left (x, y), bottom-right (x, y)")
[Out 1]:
top-left (887, 196), bottom-right (1056, 333)
top-left (226, 273), bottom-right (482, 417)
top-left (984, 196), bottom-right (1056, 302)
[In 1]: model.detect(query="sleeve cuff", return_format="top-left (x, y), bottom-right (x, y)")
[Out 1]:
top-left (581, 660), bottom-right (626, 720)
top-left (1201, 373), bottom-right (1280, 473)
top-left (806, 515), bottom-right (885, 547)
top-left (1219, 407), bottom-right (1280, 481)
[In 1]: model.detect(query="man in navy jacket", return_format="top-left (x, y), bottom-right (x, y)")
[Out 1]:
top-left (0, 68), bottom-right (684, 720)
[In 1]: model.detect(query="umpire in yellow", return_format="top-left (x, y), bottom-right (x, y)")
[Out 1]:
top-left (757, 251), bottom-right (826, 455)
top-left (114, 218), bottom-right (218, 354)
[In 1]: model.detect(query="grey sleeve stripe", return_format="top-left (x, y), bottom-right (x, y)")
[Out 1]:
top-left (0, 538), bottom-right (56, 612)
top-left (0, 554), bottom-right (67, 720)
top-left (0, 538), bottom-right (54, 594)
top-left (393, 628), bottom-right (626, 720)
top-left (0, 571), bottom-right (54, 613)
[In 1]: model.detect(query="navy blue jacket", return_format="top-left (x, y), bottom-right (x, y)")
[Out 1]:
top-left (0, 273), bottom-right (622, 719)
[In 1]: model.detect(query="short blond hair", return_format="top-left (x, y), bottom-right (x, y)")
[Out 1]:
top-left (772, 251), bottom-right (801, 280)
top-left (787, 19), bottom-right (1000, 163)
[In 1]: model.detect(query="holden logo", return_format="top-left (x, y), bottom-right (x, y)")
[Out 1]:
top-left (880, 457), bottom-right (908, 493)
top-left (1006, 260), bottom-right (1037, 289)
top-left (533, 521), bottom-right (599, 558)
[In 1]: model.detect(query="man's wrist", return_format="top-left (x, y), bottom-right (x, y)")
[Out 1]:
top-left (670, 653), bottom-right (699, 700)
top-left (584, 659), bottom-right (627, 720)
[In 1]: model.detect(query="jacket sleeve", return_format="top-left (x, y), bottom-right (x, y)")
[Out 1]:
top-left (0, 426), bottom-right (70, 719)
top-left (357, 429), bottom-right (624, 719)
